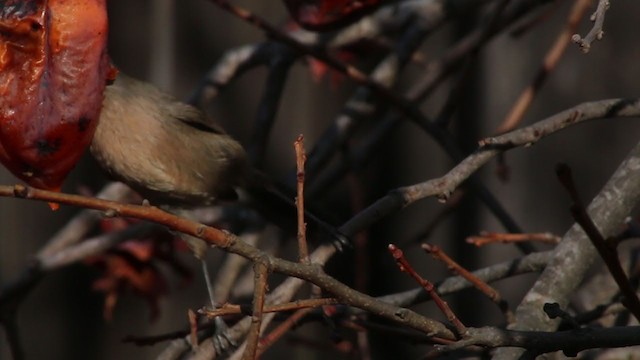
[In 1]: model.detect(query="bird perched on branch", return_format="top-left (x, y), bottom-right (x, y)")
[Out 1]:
top-left (91, 72), bottom-right (345, 350)
top-left (91, 73), bottom-right (247, 257)
top-left (92, 73), bottom-right (248, 209)
top-left (91, 73), bottom-right (344, 256)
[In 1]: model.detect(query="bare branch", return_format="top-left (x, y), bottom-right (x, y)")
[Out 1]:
top-left (496, 0), bottom-right (593, 133)
top-left (572, 0), bottom-right (610, 53)
top-left (340, 98), bottom-right (640, 239)
top-left (242, 261), bottom-right (269, 360)
top-left (493, 138), bottom-right (640, 359)
top-left (422, 244), bottom-right (514, 323)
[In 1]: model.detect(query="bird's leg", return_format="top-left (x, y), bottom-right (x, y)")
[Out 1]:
top-left (201, 259), bottom-right (216, 309)
top-left (200, 257), bottom-right (237, 354)
top-left (173, 208), bottom-right (237, 354)
top-left (182, 238), bottom-right (236, 354)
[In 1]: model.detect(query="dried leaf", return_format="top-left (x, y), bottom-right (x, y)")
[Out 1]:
top-left (86, 225), bottom-right (192, 321)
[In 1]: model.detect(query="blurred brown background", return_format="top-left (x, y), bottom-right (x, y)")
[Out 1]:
top-left (1, 1), bottom-right (640, 359)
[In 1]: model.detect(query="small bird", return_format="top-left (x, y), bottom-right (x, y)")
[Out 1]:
top-left (91, 72), bottom-right (344, 248)
top-left (92, 72), bottom-right (338, 350)
top-left (92, 73), bottom-right (248, 208)
top-left (92, 73), bottom-right (251, 348)
top-left (91, 73), bottom-right (252, 256)
top-left (91, 73), bottom-right (344, 302)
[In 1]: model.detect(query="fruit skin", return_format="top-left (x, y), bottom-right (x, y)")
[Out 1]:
top-left (0, 0), bottom-right (111, 191)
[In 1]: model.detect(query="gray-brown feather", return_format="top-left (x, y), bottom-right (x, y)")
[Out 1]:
top-left (90, 74), bottom-right (248, 207)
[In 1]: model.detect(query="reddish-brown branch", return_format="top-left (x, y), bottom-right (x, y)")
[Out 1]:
top-left (258, 307), bottom-right (313, 356)
top-left (243, 261), bottom-right (270, 360)
top-left (556, 163), bottom-right (640, 322)
top-left (294, 135), bottom-right (309, 263)
top-left (387, 244), bottom-right (467, 337)
top-left (188, 309), bottom-right (199, 348)
top-left (200, 298), bottom-right (338, 318)
top-left (3, 184), bottom-right (235, 247)
top-left (0, 185), bottom-right (455, 341)
top-left (421, 244), bottom-right (514, 324)
top-left (496, 0), bottom-right (592, 134)
top-left (466, 232), bottom-right (560, 247)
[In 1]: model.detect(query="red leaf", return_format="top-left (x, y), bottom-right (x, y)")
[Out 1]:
top-left (86, 231), bottom-right (192, 321)
top-left (90, 251), bottom-right (167, 321)
top-left (0, 0), bottom-right (112, 192)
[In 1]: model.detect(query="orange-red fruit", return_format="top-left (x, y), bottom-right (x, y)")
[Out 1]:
top-left (0, 0), bottom-right (111, 191)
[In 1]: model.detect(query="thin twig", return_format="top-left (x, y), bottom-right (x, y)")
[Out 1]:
top-left (243, 261), bottom-right (270, 359)
top-left (496, 0), bottom-right (593, 134)
top-left (421, 244), bottom-right (514, 324)
top-left (257, 307), bottom-right (313, 357)
top-left (572, 0), bottom-right (610, 53)
top-left (188, 309), bottom-right (199, 348)
top-left (466, 232), bottom-right (561, 247)
top-left (378, 251), bottom-right (551, 309)
top-left (387, 244), bottom-right (467, 337)
top-left (294, 135), bottom-right (309, 263)
top-left (200, 298), bottom-right (339, 318)
top-left (222, 250), bottom-right (336, 360)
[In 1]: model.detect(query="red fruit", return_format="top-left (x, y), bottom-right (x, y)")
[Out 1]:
top-left (284, 0), bottom-right (382, 32)
top-left (0, 0), bottom-right (111, 193)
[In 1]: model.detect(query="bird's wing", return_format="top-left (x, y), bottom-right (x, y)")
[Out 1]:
top-left (171, 102), bottom-right (229, 135)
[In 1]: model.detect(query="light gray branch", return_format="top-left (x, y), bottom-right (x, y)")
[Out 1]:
top-left (493, 138), bottom-right (640, 359)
